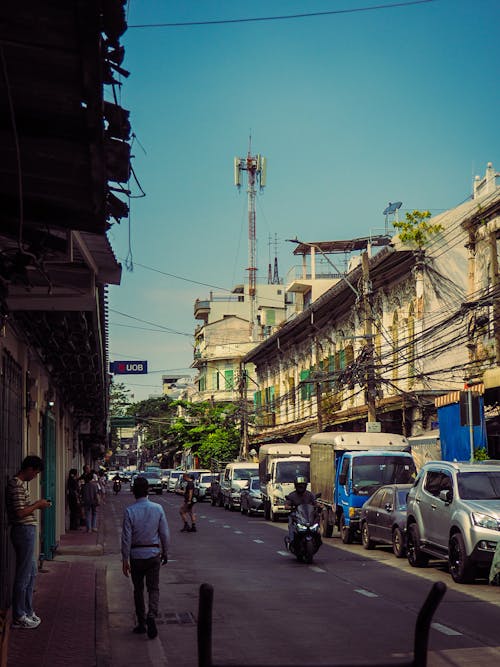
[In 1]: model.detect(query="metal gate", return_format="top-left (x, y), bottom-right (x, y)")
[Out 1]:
top-left (41, 411), bottom-right (57, 560)
top-left (0, 352), bottom-right (23, 610)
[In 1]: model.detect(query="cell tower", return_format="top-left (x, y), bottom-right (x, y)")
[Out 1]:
top-left (234, 139), bottom-right (267, 341)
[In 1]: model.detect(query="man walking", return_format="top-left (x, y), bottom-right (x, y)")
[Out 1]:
top-left (179, 472), bottom-right (196, 532)
top-left (121, 476), bottom-right (170, 639)
top-left (7, 455), bottom-right (52, 629)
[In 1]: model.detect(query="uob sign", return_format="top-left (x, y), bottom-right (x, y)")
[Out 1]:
top-left (110, 361), bottom-right (148, 375)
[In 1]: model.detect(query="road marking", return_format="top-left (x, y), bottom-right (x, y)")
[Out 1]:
top-left (277, 550), bottom-right (289, 556)
top-left (234, 530), bottom-right (243, 534)
top-left (223, 525), bottom-right (231, 528)
top-left (253, 539), bottom-right (264, 544)
top-left (354, 589), bottom-right (378, 598)
top-left (431, 622), bottom-right (463, 636)
top-left (309, 566), bottom-right (326, 573)
top-left (208, 519), bottom-right (217, 523)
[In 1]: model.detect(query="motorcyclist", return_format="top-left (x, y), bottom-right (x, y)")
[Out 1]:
top-left (285, 476), bottom-right (317, 546)
top-left (113, 473), bottom-right (122, 494)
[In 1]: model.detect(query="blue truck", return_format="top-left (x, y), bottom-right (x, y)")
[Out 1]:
top-left (310, 432), bottom-right (417, 543)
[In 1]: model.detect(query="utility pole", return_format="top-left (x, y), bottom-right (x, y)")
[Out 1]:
top-left (362, 252), bottom-right (377, 423)
top-left (234, 140), bottom-right (267, 342)
top-left (238, 364), bottom-right (249, 460)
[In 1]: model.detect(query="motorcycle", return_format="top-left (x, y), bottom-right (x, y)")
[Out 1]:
top-left (284, 503), bottom-right (322, 564)
top-left (113, 479), bottom-right (121, 495)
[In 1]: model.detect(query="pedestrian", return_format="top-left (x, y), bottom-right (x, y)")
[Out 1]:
top-left (81, 472), bottom-right (99, 533)
top-left (489, 539), bottom-right (500, 585)
top-left (6, 455), bottom-right (52, 629)
top-left (179, 472), bottom-right (197, 532)
top-left (67, 468), bottom-right (80, 530)
top-left (121, 476), bottom-right (170, 639)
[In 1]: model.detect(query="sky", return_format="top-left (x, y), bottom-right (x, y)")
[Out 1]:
top-left (107, 0), bottom-right (500, 402)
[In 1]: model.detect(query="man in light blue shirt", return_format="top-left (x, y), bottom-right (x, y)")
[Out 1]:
top-left (121, 476), bottom-right (170, 639)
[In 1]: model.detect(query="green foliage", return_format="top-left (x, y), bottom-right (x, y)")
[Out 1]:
top-left (109, 379), bottom-right (134, 416)
top-left (393, 210), bottom-right (443, 249)
top-left (197, 428), bottom-right (240, 467)
top-left (473, 446), bottom-right (490, 461)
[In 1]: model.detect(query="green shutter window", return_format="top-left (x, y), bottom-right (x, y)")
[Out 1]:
top-left (265, 309), bottom-right (276, 325)
top-left (212, 372), bottom-right (219, 390)
top-left (224, 369), bottom-right (234, 390)
top-left (338, 349), bottom-right (346, 369)
top-left (254, 391), bottom-right (262, 408)
top-left (300, 369), bottom-right (310, 401)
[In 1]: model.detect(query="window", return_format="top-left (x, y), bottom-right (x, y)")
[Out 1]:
top-left (424, 471), bottom-right (442, 497)
top-left (224, 369), bottom-right (234, 390)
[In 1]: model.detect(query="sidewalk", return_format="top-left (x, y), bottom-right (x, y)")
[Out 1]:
top-left (7, 527), bottom-right (109, 667)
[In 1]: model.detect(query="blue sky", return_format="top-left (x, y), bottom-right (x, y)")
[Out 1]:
top-left (108, 0), bottom-right (500, 401)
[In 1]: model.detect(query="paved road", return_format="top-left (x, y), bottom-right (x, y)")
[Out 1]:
top-left (102, 490), bottom-right (500, 667)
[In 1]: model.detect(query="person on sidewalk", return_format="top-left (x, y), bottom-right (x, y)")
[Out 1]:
top-left (81, 472), bottom-right (99, 532)
top-left (121, 476), bottom-right (170, 639)
top-left (7, 455), bottom-right (52, 629)
top-left (180, 472), bottom-right (197, 532)
top-left (67, 468), bottom-right (81, 531)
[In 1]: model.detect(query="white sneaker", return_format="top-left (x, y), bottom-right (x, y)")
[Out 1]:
top-left (29, 613), bottom-right (41, 624)
top-left (12, 614), bottom-right (40, 629)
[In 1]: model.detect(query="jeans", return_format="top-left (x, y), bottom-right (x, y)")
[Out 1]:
top-left (130, 555), bottom-right (161, 625)
top-left (85, 504), bottom-right (97, 531)
top-left (10, 524), bottom-right (37, 620)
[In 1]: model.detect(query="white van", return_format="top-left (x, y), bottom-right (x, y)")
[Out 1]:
top-left (220, 462), bottom-right (259, 511)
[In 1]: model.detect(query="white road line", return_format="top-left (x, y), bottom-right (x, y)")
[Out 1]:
top-left (234, 530), bottom-right (243, 534)
top-left (223, 525), bottom-right (231, 528)
top-left (253, 539), bottom-right (264, 544)
top-left (431, 623), bottom-right (463, 636)
top-left (208, 519), bottom-right (217, 523)
top-left (309, 566), bottom-right (326, 573)
top-left (354, 589), bottom-right (378, 598)
top-left (277, 550), bottom-right (289, 556)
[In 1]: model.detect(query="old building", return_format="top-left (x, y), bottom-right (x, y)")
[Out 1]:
top-left (0, 1), bottom-right (130, 610)
top-left (244, 165), bottom-right (500, 448)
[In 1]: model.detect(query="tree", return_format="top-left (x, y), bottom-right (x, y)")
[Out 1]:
top-left (393, 210), bottom-right (443, 249)
top-left (109, 379), bottom-right (133, 416)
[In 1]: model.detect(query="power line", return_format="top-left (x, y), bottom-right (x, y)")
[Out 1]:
top-left (129, 1), bottom-right (435, 29)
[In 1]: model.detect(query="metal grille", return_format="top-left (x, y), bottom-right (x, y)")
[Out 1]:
top-left (0, 351), bottom-right (23, 609)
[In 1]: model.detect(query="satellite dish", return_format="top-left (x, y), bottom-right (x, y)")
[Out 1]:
top-left (383, 201), bottom-right (403, 216)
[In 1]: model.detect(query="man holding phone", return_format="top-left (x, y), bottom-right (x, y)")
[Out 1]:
top-left (7, 455), bottom-right (52, 629)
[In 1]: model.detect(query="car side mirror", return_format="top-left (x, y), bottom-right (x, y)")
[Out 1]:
top-left (439, 489), bottom-right (452, 503)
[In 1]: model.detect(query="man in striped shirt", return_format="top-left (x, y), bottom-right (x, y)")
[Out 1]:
top-left (7, 455), bottom-right (52, 629)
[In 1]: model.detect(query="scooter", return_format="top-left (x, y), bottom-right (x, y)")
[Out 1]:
top-left (284, 503), bottom-right (322, 564)
top-left (113, 479), bottom-right (121, 495)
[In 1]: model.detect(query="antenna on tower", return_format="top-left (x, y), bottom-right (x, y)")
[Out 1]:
top-left (272, 233), bottom-right (280, 284)
top-left (267, 234), bottom-right (273, 284)
top-left (234, 143), bottom-right (267, 341)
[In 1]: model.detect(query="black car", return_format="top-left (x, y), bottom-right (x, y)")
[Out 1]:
top-left (240, 476), bottom-right (264, 516)
top-left (360, 483), bottom-right (412, 558)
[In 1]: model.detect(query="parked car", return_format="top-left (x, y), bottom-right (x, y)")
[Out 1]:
top-left (195, 472), bottom-right (218, 502)
top-left (240, 476), bottom-right (264, 516)
top-left (360, 483), bottom-right (412, 558)
top-left (161, 469), bottom-right (173, 488)
top-left (209, 474), bottom-right (223, 506)
top-left (167, 470), bottom-right (183, 492)
top-left (220, 462), bottom-right (259, 511)
top-left (406, 461), bottom-right (500, 583)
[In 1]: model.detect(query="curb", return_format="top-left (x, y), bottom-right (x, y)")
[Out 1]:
top-left (96, 563), bottom-right (111, 667)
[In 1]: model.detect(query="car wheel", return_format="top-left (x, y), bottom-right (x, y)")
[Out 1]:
top-left (271, 508), bottom-right (279, 522)
top-left (320, 510), bottom-right (333, 538)
top-left (392, 527), bottom-right (406, 558)
top-left (340, 513), bottom-right (353, 544)
top-left (241, 503), bottom-right (246, 514)
top-left (361, 521), bottom-right (375, 550)
top-left (449, 533), bottom-right (475, 583)
top-left (406, 524), bottom-right (429, 567)
top-left (264, 501), bottom-right (271, 521)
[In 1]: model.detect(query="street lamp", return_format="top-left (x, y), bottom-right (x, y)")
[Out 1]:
top-left (285, 238), bottom-right (360, 298)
